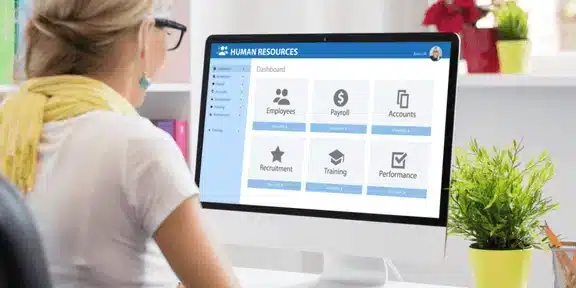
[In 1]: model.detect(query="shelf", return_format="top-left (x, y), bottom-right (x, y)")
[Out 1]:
top-left (0, 83), bottom-right (190, 94)
top-left (458, 74), bottom-right (576, 88)
top-left (0, 85), bottom-right (17, 93)
top-left (147, 83), bottom-right (190, 92)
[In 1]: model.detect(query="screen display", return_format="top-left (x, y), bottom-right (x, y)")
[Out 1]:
top-left (199, 41), bottom-right (451, 219)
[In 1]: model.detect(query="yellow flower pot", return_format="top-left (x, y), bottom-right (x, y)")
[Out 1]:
top-left (469, 247), bottom-right (533, 288)
top-left (496, 40), bottom-right (531, 74)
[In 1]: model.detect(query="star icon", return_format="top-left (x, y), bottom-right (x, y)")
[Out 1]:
top-left (271, 146), bottom-right (284, 163)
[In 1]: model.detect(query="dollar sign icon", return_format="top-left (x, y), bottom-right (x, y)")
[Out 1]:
top-left (333, 89), bottom-right (349, 107)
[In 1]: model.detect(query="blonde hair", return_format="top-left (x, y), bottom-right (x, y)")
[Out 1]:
top-left (25, 0), bottom-right (160, 78)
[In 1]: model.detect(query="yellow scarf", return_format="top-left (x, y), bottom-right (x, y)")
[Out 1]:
top-left (0, 75), bottom-right (138, 193)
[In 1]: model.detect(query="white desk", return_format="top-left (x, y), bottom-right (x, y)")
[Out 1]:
top-left (235, 267), bottom-right (463, 288)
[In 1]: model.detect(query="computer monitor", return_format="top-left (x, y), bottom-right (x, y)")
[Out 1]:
top-left (196, 33), bottom-right (459, 287)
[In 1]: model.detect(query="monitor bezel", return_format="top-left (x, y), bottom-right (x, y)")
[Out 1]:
top-left (196, 33), bottom-right (459, 228)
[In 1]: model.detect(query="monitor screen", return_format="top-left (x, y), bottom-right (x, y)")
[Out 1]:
top-left (199, 40), bottom-right (452, 219)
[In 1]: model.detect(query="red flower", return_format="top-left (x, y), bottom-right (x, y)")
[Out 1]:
top-left (423, 1), bottom-right (451, 26)
top-left (460, 5), bottom-right (483, 23)
top-left (437, 14), bottom-right (465, 33)
top-left (423, 0), bottom-right (484, 33)
top-left (453, 0), bottom-right (477, 9)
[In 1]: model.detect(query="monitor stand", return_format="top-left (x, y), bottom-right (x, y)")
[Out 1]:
top-left (288, 253), bottom-right (395, 288)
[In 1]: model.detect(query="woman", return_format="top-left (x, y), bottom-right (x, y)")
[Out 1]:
top-left (0, 0), bottom-right (237, 287)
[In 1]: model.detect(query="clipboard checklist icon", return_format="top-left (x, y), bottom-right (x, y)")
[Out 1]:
top-left (397, 90), bottom-right (410, 109)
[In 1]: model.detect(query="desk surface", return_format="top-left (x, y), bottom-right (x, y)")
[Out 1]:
top-left (234, 267), bottom-right (463, 288)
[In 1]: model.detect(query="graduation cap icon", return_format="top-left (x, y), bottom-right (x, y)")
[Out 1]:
top-left (329, 149), bottom-right (344, 166)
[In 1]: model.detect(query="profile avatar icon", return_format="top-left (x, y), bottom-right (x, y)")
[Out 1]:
top-left (218, 46), bottom-right (228, 56)
top-left (273, 88), bottom-right (290, 106)
top-left (430, 46), bottom-right (442, 61)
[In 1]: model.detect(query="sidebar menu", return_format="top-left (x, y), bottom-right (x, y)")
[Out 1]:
top-left (200, 59), bottom-right (251, 204)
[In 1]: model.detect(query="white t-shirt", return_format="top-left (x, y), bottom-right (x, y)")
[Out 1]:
top-left (24, 110), bottom-right (196, 287)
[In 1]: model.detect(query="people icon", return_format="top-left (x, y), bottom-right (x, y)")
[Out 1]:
top-left (430, 46), bottom-right (442, 61)
top-left (218, 46), bottom-right (228, 56)
top-left (273, 88), bottom-right (290, 105)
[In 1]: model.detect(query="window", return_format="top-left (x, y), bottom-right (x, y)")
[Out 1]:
top-left (516, 0), bottom-right (560, 55)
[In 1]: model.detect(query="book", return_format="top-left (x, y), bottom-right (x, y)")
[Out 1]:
top-left (0, 0), bottom-right (15, 84)
top-left (151, 119), bottom-right (189, 162)
top-left (172, 120), bottom-right (188, 162)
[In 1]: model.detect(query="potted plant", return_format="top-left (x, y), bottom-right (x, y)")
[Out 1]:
top-left (494, 0), bottom-right (530, 73)
top-left (449, 139), bottom-right (558, 288)
top-left (422, 0), bottom-right (500, 73)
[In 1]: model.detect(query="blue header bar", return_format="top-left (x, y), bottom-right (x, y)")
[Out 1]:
top-left (210, 42), bottom-right (451, 59)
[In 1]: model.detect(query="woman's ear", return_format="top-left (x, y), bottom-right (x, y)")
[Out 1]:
top-left (137, 18), bottom-right (155, 73)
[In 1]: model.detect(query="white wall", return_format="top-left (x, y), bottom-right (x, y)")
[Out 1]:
top-left (190, 1), bottom-right (568, 287)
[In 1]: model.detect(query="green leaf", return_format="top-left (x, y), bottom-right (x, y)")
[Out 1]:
top-left (495, 1), bottom-right (529, 40)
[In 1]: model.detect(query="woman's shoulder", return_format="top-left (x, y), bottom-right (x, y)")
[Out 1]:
top-left (78, 110), bottom-right (171, 142)
top-left (82, 110), bottom-right (183, 161)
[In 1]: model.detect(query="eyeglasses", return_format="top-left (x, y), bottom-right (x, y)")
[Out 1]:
top-left (154, 18), bottom-right (187, 51)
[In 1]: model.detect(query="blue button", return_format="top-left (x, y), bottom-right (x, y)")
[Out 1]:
top-left (306, 182), bottom-right (363, 194)
top-left (367, 186), bottom-right (427, 198)
top-left (371, 125), bottom-right (431, 136)
top-left (310, 124), bottom-right (367, 134)
top-left (247, 180), bottom-right (302, 191)
top-left (252, 122), bottom-right (306, 132)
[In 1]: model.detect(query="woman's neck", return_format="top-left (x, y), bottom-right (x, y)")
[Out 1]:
top-left (89, 70), bottom-right (138, 105)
